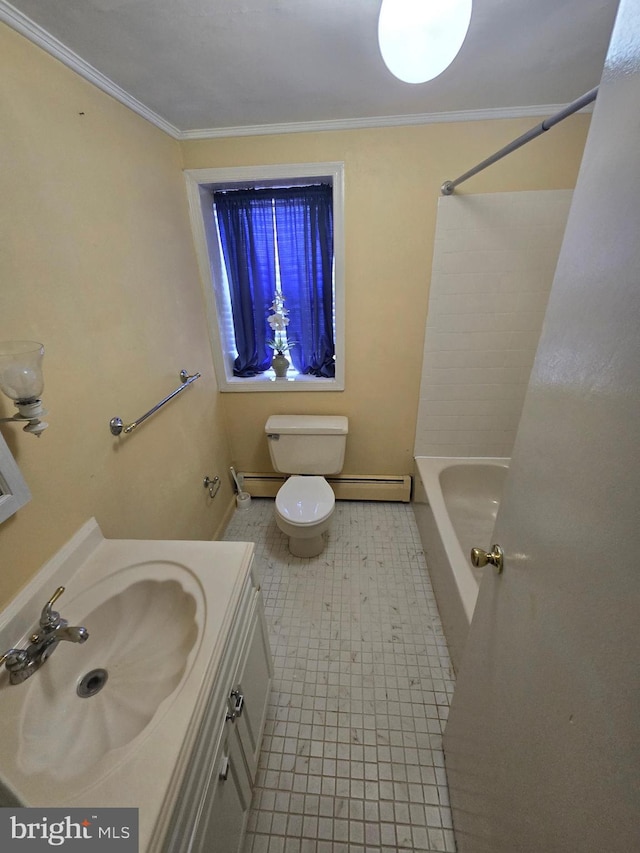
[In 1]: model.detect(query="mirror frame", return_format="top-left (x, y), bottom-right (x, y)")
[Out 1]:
top-left (0, 430), bottom-right (31, 523)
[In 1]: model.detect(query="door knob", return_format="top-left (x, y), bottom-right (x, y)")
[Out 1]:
top-left (470, 544), bottom-right (504, 574)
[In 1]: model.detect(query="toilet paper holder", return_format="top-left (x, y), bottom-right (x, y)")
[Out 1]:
top-left (203, 475), bottom-right (221, 498)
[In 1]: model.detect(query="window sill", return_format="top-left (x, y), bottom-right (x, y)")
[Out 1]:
top-left (220, 371), bottom-right (343, 392)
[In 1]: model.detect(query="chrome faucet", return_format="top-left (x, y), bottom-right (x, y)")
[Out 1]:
top-left (0, 586), bottom-right (89, 685)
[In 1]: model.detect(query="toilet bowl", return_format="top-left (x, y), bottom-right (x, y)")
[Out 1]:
top-left (274, 475), bottom-right (335, 557)
top-left (265, 414), bottom-right (349, 558)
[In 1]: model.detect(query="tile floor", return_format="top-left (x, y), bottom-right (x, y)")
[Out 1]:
top-left (224, 498), bottom-right (456, 853)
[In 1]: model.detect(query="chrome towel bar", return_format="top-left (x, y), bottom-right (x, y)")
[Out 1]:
top-left (109, 369), bottom-right (201, 436)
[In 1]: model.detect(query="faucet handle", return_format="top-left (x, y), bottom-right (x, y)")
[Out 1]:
top-left (40, 586), bottom-right (66, 628)
top-left (0, 649), bottom-right (29, 671)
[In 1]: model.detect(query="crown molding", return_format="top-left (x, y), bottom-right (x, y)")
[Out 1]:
top-left (177, 102), bottom-right (592, 140)
top-left (3, 0), bottom-right (593, 143)
top-left (1, 0), bottom-right (181, 138)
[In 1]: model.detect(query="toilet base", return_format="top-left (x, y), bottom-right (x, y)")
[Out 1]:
top-left (275, 502), bottom-right (333, 559)
top-left (287, 533), bottom-right (326, 558)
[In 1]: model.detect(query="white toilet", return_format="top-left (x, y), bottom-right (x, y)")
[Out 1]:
top-left (265, 415), bottom-right (349, 557)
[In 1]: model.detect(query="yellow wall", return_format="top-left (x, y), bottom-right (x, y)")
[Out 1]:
top-left (181, 116), bottom-right (590, 475)
top-left (0, 25), bottom-right (234, 609)
top-left (1, 20), bottom-right (590, 609)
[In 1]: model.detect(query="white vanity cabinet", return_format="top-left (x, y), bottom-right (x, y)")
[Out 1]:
top-left (229, 590), bottom-right (273, 782)
top-left (163, 560), bottom-right (273, 853)
top-left (195, 719), bottom-right (252, 853)
top-left (0, 521), bottom-right (271, 853)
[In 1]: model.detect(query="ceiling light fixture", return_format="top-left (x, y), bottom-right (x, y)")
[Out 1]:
top-left (378, 0), bottom-right (473, 84)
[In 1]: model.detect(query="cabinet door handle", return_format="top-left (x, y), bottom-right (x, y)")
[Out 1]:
top-left (230, 688), bottom-right (244, 718)
top-left (219, 755), bottom-right (230, 781)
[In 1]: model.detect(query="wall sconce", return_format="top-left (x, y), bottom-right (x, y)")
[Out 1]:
top-left (0, 341), bottom-right (48, 436)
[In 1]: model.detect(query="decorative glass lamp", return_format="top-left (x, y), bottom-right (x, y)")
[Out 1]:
top-left (0, 341), bottom-right (48, 435)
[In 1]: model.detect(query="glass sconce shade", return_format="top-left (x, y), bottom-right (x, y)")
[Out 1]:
top-left (0, 341), bottom-right (45, 403)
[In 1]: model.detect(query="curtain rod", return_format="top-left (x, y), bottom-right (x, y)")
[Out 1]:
top-left (440, 87), bottom-right (599, 196)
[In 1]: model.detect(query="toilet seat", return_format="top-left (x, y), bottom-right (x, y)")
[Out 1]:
top-left (275, 476), bottom-right (334, 526)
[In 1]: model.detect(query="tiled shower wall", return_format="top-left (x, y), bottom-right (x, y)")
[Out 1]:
top-left (415, 190), bottom-right (573, 458)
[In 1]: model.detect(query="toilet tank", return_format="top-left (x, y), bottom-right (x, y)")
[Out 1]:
top-left (265, 415), bottom-right (349, 475)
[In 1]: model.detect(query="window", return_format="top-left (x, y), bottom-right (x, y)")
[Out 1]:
top-left (184, 163), bottom-right (345, 392)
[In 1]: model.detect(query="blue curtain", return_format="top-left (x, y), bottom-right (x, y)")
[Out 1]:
top-left (214, 184), bottom-right (334, 378)
top-left (273, 185), bottom-right (335, 377)
top-left (213, 190), bottom-right (276, 376)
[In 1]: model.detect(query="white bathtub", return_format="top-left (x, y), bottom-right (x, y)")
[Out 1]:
top-left (412, 456), bottom-right (509, 672)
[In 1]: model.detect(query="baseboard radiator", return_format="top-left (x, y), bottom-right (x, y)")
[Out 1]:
top-left (241, 472), bottom-right (412, 503)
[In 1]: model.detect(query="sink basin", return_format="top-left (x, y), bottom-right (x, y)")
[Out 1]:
top-left (0, 521), bottom-right (254, 851)
top-left (0, 556), bottom-right (206, 797)
top-left (18, 576), bottom-right (199, 779)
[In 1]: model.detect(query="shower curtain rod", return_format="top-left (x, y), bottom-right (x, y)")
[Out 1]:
top-left (440, 87), bottom-right (599, 196)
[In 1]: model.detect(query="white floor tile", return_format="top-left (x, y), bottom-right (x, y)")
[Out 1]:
top-left (224, 499), bottom-right (456, 853)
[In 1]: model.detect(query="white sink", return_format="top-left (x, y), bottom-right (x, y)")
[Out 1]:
top-left (0, 520), bottom-right (255, 852)
top-left (18, 573), bottom-right (199, 779)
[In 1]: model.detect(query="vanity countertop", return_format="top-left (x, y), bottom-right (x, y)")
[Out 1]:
top-left (0, 519), bottom-right (255, 851)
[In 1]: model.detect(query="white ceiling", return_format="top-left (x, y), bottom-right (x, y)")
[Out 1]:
top-left (2, 0), bottom-right (620, 137)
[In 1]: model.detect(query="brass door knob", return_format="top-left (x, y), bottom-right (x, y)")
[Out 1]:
top-left (470, 544), bottom-right (504, 574)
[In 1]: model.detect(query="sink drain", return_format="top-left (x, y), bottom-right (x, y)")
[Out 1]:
top-left (77, 668), bottom-right (108, 698)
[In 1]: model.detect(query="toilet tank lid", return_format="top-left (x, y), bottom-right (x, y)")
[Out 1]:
top-left (265, 415), bottom-right (349, 435)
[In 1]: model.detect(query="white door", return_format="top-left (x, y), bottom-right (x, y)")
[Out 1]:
top-left (443, 2), bottom-right (640, 851)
